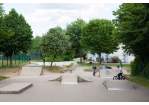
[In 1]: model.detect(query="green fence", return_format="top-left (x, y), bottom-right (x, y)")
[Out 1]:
top-left (0, 52), bottom-right (30, 68)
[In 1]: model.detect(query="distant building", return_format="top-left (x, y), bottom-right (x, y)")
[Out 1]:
top-left (87, 43), bottom-right (135, 63)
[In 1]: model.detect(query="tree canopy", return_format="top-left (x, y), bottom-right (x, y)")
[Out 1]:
top-left (0, 3), bottom-right (14, 42)
top-left (39, 27), bottom-right (71, 70)
top-left (81, 19), bottom-right (119, 66)
top-left (66, 18), bottom-right (86, 63)
top-left (0, 8), bottom-right (33, 67)
top-left (112, 3), bottom-right (149, 78)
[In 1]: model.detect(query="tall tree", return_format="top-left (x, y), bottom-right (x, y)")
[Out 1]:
top-left (0, 3), bottom-right (14, 42)
top-left (112, 3), bottom-right (149, 66)
top-left (0, 8), bottom-right (33, 67)
top-left (39, 27), bottom-right (71, 70)
top-left (66, 18), bottom-right (86, 63)
top-left (81, 19), bottom-right (119, 66)
top-left (112, 3), bottom-right (149, 77)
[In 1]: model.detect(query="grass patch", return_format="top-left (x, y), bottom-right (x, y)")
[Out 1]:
top-left (0, 61), bottom-right (29, 70)
top-left (84, 69), bottom-right (91, 72)
top-left (0, 76), bottom-right (9, 81)
top-left (100, 63), bottom-right (130, 68)
top-left (129, 76), bottom-right (149, 89)
top-left (78, 62), bottom-right (98, 66)
top-left (43, 66), bottom-right (64, 73)
top-left (67, 63), bottom-right (74, 68)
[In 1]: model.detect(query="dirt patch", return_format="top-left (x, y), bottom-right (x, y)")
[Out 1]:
top-left (0, 67), bottom-right (22, 78)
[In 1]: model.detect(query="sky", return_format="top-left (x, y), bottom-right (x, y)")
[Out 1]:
top-left (1, 0), bottom-right (147, 38)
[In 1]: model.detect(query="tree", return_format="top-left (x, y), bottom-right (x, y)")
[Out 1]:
top-left (0, 3), bottom-right (14, 42)
top-left (27, 35), bottom-right (42, 58)
top-left (112, 3), bottom-right (149, 77)
top-left (81, 19), bottom-right (119, 66)
top-left (0, 8), bottom-right (33, 67)
top-left (66, 18), bottom-right (86, 63)
top-left (39, 27), bottom-right (71, 70)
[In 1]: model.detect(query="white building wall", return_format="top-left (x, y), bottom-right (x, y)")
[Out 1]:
top-left (87, 44), bottom-right (135, 63)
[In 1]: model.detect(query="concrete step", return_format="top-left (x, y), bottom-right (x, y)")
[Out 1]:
top-left (61, 74), bottom-right (78, 84)
top-left (0, 83), bottom-right (33, 94)
top-left (19, 67), bottom-right (43, 76)
top-left (103, 80), bottom-right (135, 90)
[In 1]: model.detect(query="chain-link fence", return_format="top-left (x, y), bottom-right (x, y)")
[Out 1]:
top-left (27, 49), bottom-right (42, 60)
top-left (0, 52), bottom-right (30, 68)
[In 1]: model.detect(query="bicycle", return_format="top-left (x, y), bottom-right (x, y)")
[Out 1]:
top-left (113, 74), bottom-right (125, 80)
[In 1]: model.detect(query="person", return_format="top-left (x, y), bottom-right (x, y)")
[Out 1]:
top-left (43, 58), bottom-right (45, 66)
top-left (29, 57), bottom-right (31, 64)
top-left (92, 65), bottom-right (97, 76)
top-left (116, 66), bottom-right (123, 80)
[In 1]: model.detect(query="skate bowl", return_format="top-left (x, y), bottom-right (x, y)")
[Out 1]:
top-left (19, 67), bottom-right (43, 76)
top-left (77, 75), bottom-right (93, 82)
top-left (99, 68), bottom-right (118, 78)
top-left (46, 75), bottom-right (63, 81)
top-left (103, 80), bottom-right (135, 90)
top-left (0, 83), bottom-right (33, 94)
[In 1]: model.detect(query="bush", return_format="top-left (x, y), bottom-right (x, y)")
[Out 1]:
top-left (106, 58), bottom-right (110, 63)
top-left (88, 57), bottom-right (92, 61)
top-left (111, 56), bottom-right (120, 63)
top-left (41, 55), bottom-right (64, 62)
top-left (96, 57), bottom-right (104, 62)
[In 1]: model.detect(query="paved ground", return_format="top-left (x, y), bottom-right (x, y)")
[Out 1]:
top-left (0, 66), bottom-right (149, 102)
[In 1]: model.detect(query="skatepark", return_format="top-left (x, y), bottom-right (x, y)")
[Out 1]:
top-left (0, 62), bottom-right (149, 102)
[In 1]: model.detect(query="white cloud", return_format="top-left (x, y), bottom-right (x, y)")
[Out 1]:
top-left (25, 3), bottom-right (111, 24)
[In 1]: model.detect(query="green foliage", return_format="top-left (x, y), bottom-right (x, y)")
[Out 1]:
top-left (96, 57), bottom-right (104, 62)
top-left (88, 57), bottom-right (92, 61)
top-left (0, 76), bottom-right (9, 81)
top-left (113, 3), bottom-right (149, 78)
top-left (0, 4), bottom-right (14, 42)
top-left (66, 18), bottom-right (86, 62)
top-left (63, 50), bottom-right (75, 61)
top-left (67, 63), bottom-right (74, 68)
top-left (39, 27), bottom-right (71, 69)
top-left (41, 56), bottom-right (64, 62)
top-left (0, 8), bottom-right (33, 56)
top-left (81, 19), bottom-right (119, 66)
top-left (106, 58), bottom-right (110, 63)
top-left (84, 69), bottom-right (91, 72)
top-left (111, 56), bottom-right (119, 63)
top-left (27, 35), bottom-right (42, 56)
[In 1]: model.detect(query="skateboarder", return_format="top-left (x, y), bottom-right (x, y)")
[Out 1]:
top-left (43, 58), bottom-right (45, 66)
top-left (29, 57), bottom-right (31, 64)
top-left (92, 65), bottom-right (97, 76)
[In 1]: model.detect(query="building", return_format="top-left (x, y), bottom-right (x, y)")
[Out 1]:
top-left (87, 43), bottom-right (135, 63)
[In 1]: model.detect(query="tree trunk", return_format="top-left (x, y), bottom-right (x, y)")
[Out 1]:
top-left (80, 47), bottom-right (82, 64)
top-left (10, 52), bottom-right (13, 68)
top-left (50, 54), bottom-right (56, 70)
top-left (98, 52), bottom-right (101, 66)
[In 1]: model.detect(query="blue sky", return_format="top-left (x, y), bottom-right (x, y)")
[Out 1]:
top-left (1, 0), bottom-right (146, 38)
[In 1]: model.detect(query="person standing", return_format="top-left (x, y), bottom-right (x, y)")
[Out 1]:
top-left (92, 65), bottom-right (97, 76)
top-left (43, 58), bottom-right (45, 66)
top-left (29, 57), bottom-right (31, 64)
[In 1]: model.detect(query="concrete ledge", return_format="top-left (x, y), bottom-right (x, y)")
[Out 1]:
top-left (0, 83), bottom-right (33, 94)
top-left (103, 80), bottom-right (135, 90)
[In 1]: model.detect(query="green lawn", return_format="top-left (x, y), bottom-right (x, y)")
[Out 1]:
top-left (0, 76), bottom-right (9, 81)
top-left (130, 76), bottom-right (149, 89)
top-left (78, 62), bottom-right (130, 68)
top-left (0, 60), bottom-right (29, 69)
top-left (66, 63), bottom-right (74, 68)
top-left (43, 66), bottom-right (64, 73)
top-left (84, 69), bottom-right (91, 72)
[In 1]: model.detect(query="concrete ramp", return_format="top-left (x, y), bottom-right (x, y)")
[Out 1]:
top-left (19, 67), bottom-right (43, 76)
top-left (77, 75), bottom-right (93, 82)
top-left (103, 80), bottom-right (135, 90)
top-left (100, 69), bottom-right (118, 78)
top-left (61, 74), bottom-right (78, 84)
top-left (0, 83), bottom-right (32, 94)
top-left (46, 75), bottom-right (62, 81)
